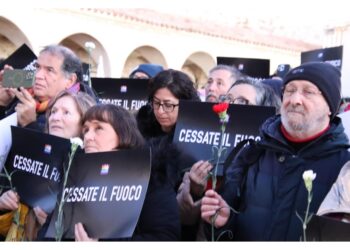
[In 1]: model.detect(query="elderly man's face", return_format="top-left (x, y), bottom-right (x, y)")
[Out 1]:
top-left (33, 52), bottom-right (74, 101)
top-left (281, 80), bottom-right (331, 138)
top-left (205, 69), bottom-right (233, 102)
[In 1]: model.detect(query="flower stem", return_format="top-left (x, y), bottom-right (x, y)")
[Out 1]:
top-left (55, 146), bottom-right (78, 241)
top-left (212, 125), bottom-right (225, 191)
top-left (211, 123), bottom-right (227, 241)
top-left (211, 216), bottom-right (215, 241)
top-left (302, 190), bottom-right (312, 241)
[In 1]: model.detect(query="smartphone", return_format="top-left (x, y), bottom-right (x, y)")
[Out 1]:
top-left (2, 69), bottom-right (35, 88)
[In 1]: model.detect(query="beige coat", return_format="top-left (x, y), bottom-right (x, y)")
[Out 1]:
top-left (317, 160), bottom-right (350, 216)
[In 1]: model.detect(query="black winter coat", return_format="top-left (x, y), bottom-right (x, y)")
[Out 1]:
top-left (216, 115), bottom-right (350, 241)
top-left (131, 180), bottom-right (181, 241)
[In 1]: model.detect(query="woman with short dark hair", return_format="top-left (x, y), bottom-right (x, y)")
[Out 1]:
top-left (75, 104), bottom-right (180, 241)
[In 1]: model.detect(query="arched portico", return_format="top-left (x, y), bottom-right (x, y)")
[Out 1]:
top-left (122, 45), bottom-right (167, 77)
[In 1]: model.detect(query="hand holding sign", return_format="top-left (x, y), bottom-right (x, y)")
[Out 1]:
top-left (45, 148), bottom-right (151, 240)
top-left (5, 126), bottom-right (71, 213)
top-left (74, 223), bottom-right (97, 242)
top-left (173, 100), bottom-right (275, 174)
top-left (0, 190), bottom-right (19, 211)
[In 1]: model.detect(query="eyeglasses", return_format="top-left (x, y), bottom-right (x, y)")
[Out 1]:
top-left (151, 101), bottom-right (179, 113)
top-left (283, 87), bottom-right (322, 99)
top-left (219, 95), bottom-right (250, 105)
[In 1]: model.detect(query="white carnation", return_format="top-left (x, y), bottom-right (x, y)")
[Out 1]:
top-left (303, 170), bottom-right (316, 182)
top-left (70, 137), bottom-right (84, 149)
top-left (303, 170), bottom-right (316, 192)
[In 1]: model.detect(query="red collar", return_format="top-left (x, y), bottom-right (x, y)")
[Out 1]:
top-left (281, 124), bottom-right (330, 143)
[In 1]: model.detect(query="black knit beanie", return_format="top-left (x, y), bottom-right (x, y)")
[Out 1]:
top-left (283, 62), bottom-right (341, 120)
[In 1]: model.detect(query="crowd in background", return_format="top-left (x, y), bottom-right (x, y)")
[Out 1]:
top-left (0, 44), bottom-right (350, 241)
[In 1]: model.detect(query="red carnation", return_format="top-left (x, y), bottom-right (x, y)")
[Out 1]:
top-left (212, 102), bottom-right (229, 114)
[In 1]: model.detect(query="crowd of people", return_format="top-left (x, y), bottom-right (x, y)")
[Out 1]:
top-left (0, 44), bottom-right (350, 241)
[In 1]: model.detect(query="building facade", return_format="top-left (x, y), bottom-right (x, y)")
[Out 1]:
top-left (0, 8), bottom-right (348, 94)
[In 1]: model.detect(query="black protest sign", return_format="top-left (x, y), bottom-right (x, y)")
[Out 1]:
top-left (0, 44), bottom-right (37, 70)
top-left (217, 56), bottom-right (270, 79)
top-left (173, 100), bottom-right (275, 174)
top-left (306, 215), bottom-right (350, 241)
top-left (275, 64), bottom-right (291, 79)
top-left (91, 77), bottom-right (149, 111)
top-left (45, 148), bottom-right (151, 240)
top-left (301, 45), bottom-right (343, 70)
top-left (3, 126), bottom-right (71, 212)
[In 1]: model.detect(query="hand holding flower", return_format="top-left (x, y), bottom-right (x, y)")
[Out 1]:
top-left (208, 102), bottom-right (230, 241)
top-left (201, 189), bottom-right (230, 228)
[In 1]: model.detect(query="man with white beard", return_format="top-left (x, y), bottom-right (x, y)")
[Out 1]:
top-left (201, 62), bottom-right (350, 241)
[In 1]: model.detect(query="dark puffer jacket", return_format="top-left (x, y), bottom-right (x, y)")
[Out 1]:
top-left (216, 115), bottom-right (350, 241)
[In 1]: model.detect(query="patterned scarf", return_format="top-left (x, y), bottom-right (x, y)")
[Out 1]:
top-left (35, 100), bottom-right (49, 113)
top-left (26, 88), bottom-right (49, 114)
top-left (31, 83), bottom-right (80, 113)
